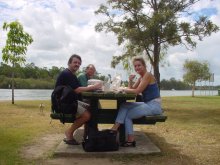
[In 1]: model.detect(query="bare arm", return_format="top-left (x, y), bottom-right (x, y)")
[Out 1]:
top-left (124, 72), bottom-right (152, 94)
top-left (128, 74), bottom-right (140, 89)
top-left (129, 78), bottom-right (141, 89)
top-left (74, 83), bottom-right (102, 94)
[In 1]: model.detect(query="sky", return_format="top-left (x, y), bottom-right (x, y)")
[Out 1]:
top-left (0, 0), bottom-right (220, 86)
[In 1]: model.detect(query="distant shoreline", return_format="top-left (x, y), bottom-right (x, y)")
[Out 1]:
top-left (0, 89), bottom-right (218, 101)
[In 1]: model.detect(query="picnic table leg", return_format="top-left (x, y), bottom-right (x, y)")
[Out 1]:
top-left (117, 99), bottom-right (126, 144)
top-left (87, 98), bottom-right (98, 132)
top-left (119, 125), bottom-right (125, 144)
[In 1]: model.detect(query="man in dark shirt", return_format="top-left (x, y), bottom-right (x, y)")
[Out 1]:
top-left (55, 54), bottom-right (102, 145)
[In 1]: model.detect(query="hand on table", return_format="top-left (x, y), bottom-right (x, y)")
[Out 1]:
top-left (92, 82), bottom-right (103, 90)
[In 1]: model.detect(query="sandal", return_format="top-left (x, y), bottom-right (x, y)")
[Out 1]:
top-left (63, 138), bottom-right (80, 145)
top-left (121, 141), bottom-right (136, 147)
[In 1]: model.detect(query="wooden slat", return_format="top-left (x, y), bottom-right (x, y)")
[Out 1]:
top-left (82, 92), bottom-right (136, 100)
top-left (50, 112), bottom-right (167, 124)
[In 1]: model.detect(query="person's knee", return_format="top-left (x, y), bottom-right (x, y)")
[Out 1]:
top-left (82, 111), bottom-right (90, 121)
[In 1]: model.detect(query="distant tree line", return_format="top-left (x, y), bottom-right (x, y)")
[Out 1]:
top-left (0, 62), bottom-right (64, 89)
top-left (160, 78), bottom-right (191, 90)
top-left (160, 77), bottom-right (219, 90)
top-left (0, 62), bottom-right (219, 90)
top-left (0, 62), bottom-right (103, 89)
top-left (0, 62), bottom-right (64, 80)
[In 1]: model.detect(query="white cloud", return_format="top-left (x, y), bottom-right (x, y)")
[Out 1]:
top-left (0, 0), bottom-right (220, 85)
top-left (159, 0), bottom-right (220, 86)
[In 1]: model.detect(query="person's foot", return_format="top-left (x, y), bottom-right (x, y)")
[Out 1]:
top-left (121, 141), bottom-right (136, 147)
top-left (65, 130), bottom-right (73, 140)
top-left (111, 123), bottom-right (120, 131)
top-left (63, 138), bottom-right (80, 145)
top-left (111, 128), bottom-right (118, 131)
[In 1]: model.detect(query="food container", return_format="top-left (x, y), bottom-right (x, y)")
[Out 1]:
top-left (88, 79), bottom-right (104, 92)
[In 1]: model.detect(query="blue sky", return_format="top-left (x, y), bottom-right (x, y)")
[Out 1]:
top-left (0, 0), bottom-right (220, 85)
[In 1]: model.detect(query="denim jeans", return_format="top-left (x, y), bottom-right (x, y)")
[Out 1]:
top-left (115, 99), bottom-right (162, 136)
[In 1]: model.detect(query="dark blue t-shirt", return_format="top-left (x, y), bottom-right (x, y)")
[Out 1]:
top-left (55, 69), bottom-right (81, 102)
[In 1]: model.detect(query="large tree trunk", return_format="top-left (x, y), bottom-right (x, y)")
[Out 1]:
top-left (153, 38), bottom-right (161, 91)
top-left (154, 64), bottom-right (160, 90)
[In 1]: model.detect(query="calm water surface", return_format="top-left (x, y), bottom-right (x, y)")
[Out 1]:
top-left (0, 89), bottom-right (218, 100)
top-left (0, 89), bottom-right (52, 100)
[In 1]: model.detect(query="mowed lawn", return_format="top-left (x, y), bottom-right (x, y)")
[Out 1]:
top-left (0, 96), bottom-right (220, 165)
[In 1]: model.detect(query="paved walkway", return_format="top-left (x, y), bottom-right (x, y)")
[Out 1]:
top-left (54, 129), bottom-right (161, 157)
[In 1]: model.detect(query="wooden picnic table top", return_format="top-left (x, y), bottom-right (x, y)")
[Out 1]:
top-left (81, 91), bottom-right (136, 100)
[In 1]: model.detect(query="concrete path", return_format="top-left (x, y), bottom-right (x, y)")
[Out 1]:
top-left (54, 129), bottom-right (161, 157)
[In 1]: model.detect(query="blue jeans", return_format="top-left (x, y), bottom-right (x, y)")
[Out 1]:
top-left (115, 99), bottom-right (162, 136)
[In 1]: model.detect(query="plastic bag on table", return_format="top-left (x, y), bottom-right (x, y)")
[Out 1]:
top-left (110, 74), bottom-right (122, 91)
top-left (87, 79), bottom-right (103, 92)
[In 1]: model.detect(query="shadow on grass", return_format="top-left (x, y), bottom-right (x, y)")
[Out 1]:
top-left (165, 109), bottom-right (220, 125)
top-left (114, 133), bottom-right (196, 165)
top-left (109, 132), bottom-right (197, 165)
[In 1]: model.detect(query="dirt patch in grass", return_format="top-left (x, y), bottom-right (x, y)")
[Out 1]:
top-left (21, 133), bottom-right (63, 160)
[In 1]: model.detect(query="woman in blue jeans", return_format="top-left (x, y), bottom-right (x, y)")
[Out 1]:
top-left (111, 56), bottom-right (162, 147)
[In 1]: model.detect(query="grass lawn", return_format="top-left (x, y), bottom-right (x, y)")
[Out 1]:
top-left (0, 96), bottom-right (220, 164)
top-left (0, 100), bottom-right (67, 164)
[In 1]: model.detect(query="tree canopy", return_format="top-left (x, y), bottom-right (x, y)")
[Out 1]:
top-left (183, 59), bottom-right (211, 97)
top-left (2, 21), bottom-right (33, 65)
top-left (95, 0), bottom-right (219, 88)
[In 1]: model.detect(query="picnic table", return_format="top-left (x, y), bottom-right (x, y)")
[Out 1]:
top-left (51, 91), bottom-right (167, 143)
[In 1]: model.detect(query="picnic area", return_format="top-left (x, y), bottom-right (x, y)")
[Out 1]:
top-left (0, 96), bottom-right (219, 165)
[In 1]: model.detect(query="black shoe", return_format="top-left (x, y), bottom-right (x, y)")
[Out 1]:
top-left (121, 141), bottom-right (136, 147)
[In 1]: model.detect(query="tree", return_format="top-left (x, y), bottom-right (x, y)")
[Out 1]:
top-left (2, 21), bottom-right (33, 104)
top-left (95, 0), bottom-right (219, 88)
top-left (183, 60), bottom-right (210, 97)
top-left (49, 66), bottom-right (62, 79)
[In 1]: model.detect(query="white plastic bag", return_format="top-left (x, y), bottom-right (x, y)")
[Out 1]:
top-left (110, 74), bottom-right (122, 91)
top-left (88, 79), bottom-right (103, 91)
top-left (103, 82), bottom-right (111, 91)
top-left (88, 79), bottom-right (103, 85)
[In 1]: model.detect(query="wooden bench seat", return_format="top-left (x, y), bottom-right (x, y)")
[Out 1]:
top-left (51, 108), bottom-right (167, 143)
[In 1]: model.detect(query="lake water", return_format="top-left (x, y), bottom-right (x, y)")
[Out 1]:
top-left (0, 89), bottom-right (218, 100)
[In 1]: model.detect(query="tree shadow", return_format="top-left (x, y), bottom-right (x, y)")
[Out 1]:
top-left (110, 132), bottom-right (197, 165)
top-left (165, 109), bottom-right (220, 125)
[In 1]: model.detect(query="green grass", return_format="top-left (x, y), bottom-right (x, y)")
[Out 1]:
top-left (0, 96), bottom-right (220, 164)
top-left (135, 96), bottom-right (220, 165)
top-left (0, 100), bottom-right (66, 164)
